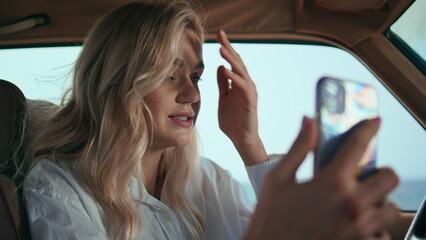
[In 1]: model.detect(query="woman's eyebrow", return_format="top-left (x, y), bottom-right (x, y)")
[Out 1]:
top-left (173, 58), bottom-right (184, 67)
top-left (173, 58), bottom-right (204, 70)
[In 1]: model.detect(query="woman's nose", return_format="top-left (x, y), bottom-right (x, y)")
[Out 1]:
top-left (176, 80), bottom-right (200, 104)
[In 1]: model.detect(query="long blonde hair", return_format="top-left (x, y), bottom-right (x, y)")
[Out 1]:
top-left (30, 1), bottom-right (205, 239)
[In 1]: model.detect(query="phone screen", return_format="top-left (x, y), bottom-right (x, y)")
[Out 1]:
top-left (314, 77), bottom-right (379, 179)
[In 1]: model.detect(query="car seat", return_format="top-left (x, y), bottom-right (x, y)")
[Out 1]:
top-left (0, 79), bottom-right (31, 240)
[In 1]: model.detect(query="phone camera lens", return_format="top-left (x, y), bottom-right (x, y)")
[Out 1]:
top-left (323, 79), bottom-right (345, 114)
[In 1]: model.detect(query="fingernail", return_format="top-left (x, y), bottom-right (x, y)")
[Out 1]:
top-left (220, 30), bottom-right (228, 40)
top-left (225, 68), bottom-right (233, 74)
top-left (372, 117), bottom-right (382, 125)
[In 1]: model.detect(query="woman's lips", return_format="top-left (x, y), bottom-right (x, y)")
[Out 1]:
top-left (169, 116), bottom-right (194, 128)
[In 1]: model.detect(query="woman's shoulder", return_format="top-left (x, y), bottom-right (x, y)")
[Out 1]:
top-left (24, 159), bottom-right (105, 220)
top-left (25, 159), bottom-right (75, 187)
top-left (23, 159), bottom-right (108, 236)
top-left (24, 159), bottom-right (88, 203)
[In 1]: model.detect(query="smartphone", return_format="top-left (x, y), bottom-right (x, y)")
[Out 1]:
top-left (314, 76), bottom-right (379, 180)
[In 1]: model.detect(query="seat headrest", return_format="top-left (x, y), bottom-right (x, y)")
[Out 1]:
top-left (0, 79), bottom-right (58, 186)
top-left (0, 80), bottom-right (26, 178)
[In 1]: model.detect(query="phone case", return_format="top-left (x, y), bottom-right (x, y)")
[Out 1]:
top-left (314, 76), bottom-right (379, 179)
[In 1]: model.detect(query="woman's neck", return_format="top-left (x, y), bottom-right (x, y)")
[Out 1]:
top-left (142, 149), bottom-right (164, 199)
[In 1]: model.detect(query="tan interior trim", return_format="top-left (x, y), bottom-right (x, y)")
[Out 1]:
top-left (353, 35), bottom-right (426, 128)
top-left (1, 32), bottom-right (344, 47)
top-left (294, 0), bottom-right (413, 48)
top-left (206, 32), bottom-right (347, 45)
top-left (0, 36), bottom-right (83, 47)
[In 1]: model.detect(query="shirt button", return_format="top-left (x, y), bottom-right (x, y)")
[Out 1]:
top-left (164, 214), bottom-right (171, 222)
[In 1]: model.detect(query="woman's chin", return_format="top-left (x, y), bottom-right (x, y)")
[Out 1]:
top-left (175, 136), bottom-right (193, 147)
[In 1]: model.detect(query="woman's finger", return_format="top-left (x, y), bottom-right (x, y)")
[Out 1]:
top-left (273, 117), bottom-right (317, 182)
top-left (217, 65), bottom-right (231, 97)
top-left (326, 118), bottom-right (381, 179)
top-left (356, 167), bottom-right (399, 209)
top-left (217, 30), bottom-right (240, 59)
top-left (356, 201), bottom-right (399, 239)
top-left (217, 30), bottom-right (250, 79)
top-left (220, 66), bottom-right (252, 92)
top-left (219, 46), bottom-right (250, 80)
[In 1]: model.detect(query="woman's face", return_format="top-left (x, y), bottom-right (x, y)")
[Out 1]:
top-left (145, 29), bottom-right (204, 150)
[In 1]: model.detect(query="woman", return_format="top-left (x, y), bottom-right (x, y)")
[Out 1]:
top-left (23, 1), bottom-right (401, 240)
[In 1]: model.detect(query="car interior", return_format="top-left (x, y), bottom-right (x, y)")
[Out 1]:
top-left (0, 0), bottom-right (425, 239)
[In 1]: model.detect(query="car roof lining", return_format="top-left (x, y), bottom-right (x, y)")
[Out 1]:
top-left (0, 0), bottom-right (408, 45)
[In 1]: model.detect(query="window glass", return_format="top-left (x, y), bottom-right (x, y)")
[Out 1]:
top-left (389, 0), bottom-right (426, 65)
top-left (0, 47), bottom-right (77, 104)
top-left (199, 44), bottom-right (426, 211)
top-left (0, 44), bottom-right (425, 211)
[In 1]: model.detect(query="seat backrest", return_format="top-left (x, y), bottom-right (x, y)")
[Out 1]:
top-left (0, 175), bottom-right (20, 239)
top-left (0, 79), bottom-right (31, 240)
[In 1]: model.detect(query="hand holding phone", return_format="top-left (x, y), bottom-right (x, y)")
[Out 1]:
top-left (314, 76), bottom-right (379, 180)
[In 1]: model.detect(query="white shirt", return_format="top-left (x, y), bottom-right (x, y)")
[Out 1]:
top-left (23, 156), bottom-right (280, 240)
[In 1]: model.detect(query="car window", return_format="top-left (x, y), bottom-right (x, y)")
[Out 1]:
top-left (0, 43), bottom-right (425, 211)
top-left (388, 0), bottom-right (426, 73)
top-left (0, 47), bottom-right (77, 103)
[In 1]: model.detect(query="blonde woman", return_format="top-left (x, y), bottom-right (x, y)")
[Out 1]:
top-left (23, 1), bottom-right (401, 240)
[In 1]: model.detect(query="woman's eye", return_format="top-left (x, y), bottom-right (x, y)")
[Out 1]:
top-left (191, 76), bottom-right (202, 83)
top-left (166, 76), bottom-right (176, 81)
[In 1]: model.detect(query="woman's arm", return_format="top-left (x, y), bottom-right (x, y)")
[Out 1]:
top-left (216, 30), bottom-right (269, 166)
top-left (245, 155), bottom-right (282, 196)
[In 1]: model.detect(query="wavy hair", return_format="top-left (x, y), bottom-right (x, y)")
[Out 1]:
top-left (30, 1), bottom-right (205, 239)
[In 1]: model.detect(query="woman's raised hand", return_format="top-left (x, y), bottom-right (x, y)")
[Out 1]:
top-left (216, 30), bottom-right (268, 166)
top-left (244, 117), bottom-right (400, 240)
